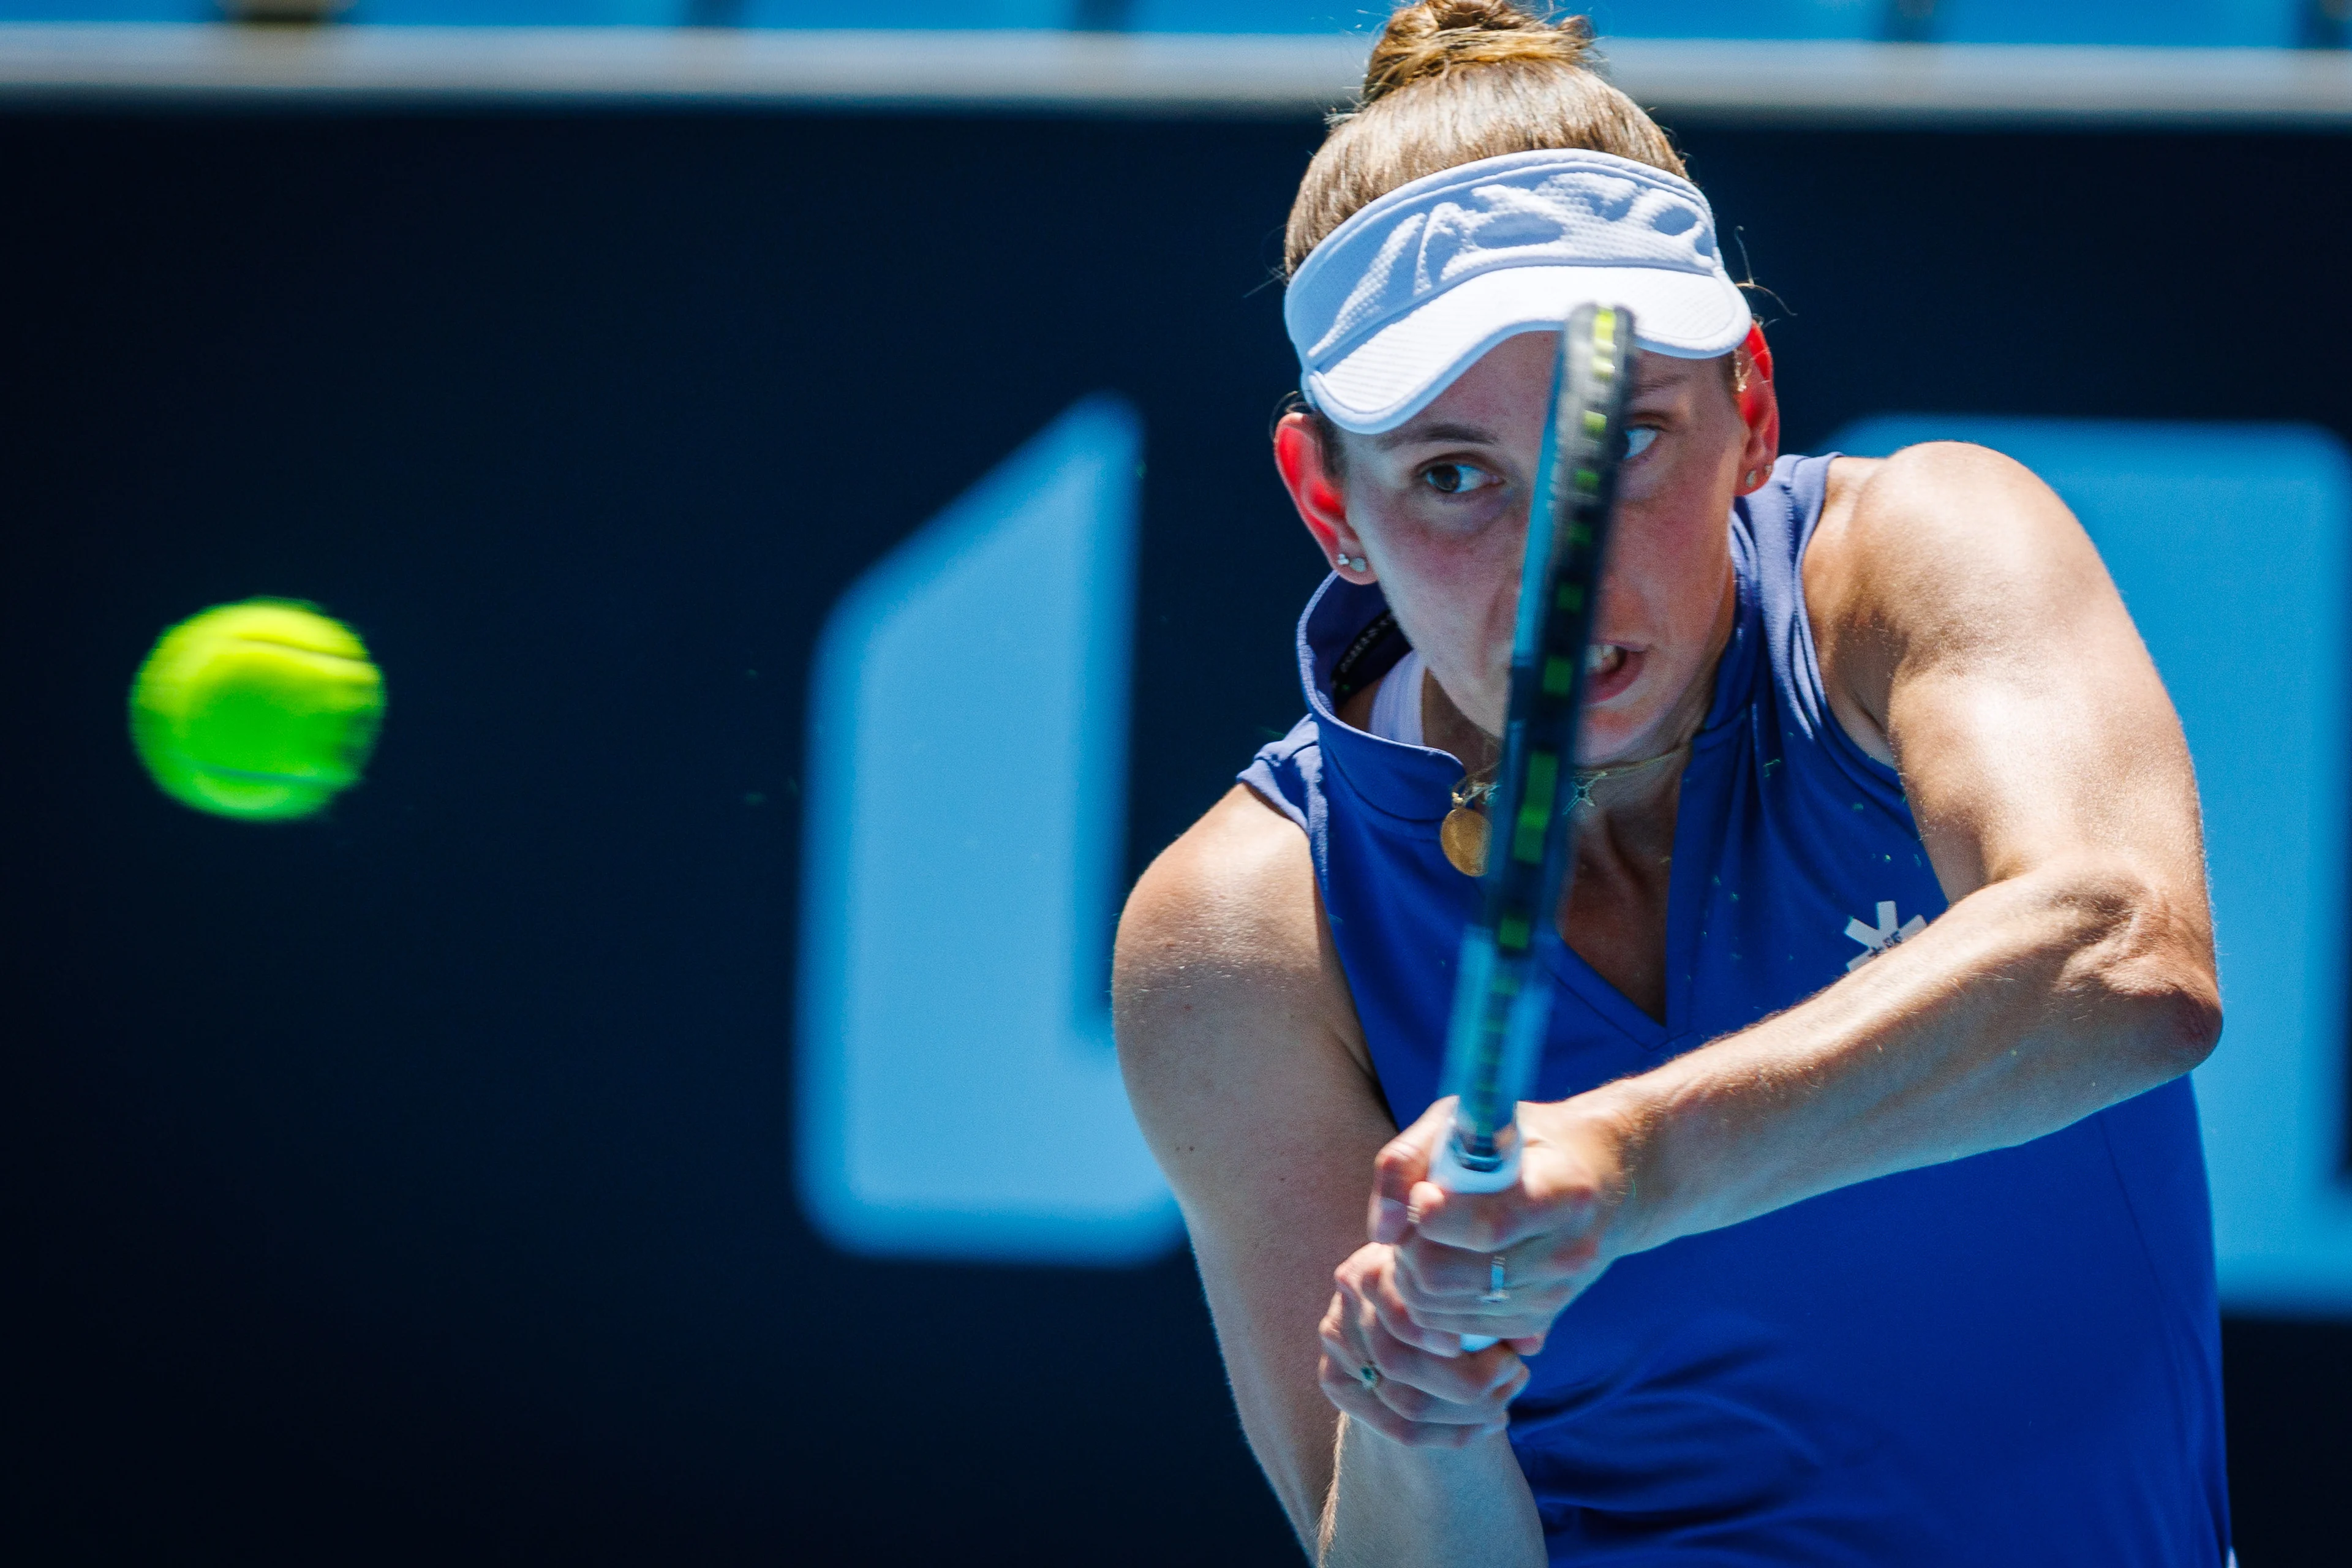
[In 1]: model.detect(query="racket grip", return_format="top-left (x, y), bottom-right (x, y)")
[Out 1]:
top-left (1429, 1129), bottom-right (1520, 1354)
top-left (1429, 1132), bottom-right (1521, 1193)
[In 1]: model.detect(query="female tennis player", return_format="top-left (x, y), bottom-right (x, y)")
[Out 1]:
top-left (1113, 4), bottom-right (2228, 1564)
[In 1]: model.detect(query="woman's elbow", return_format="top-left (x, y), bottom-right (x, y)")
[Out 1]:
top-left (2128, 969), bottom-right (2222, 1079)
top-left (2050, 859), bottom-right (2222, 1079)
top-left (2103, 919), bottom-right (2222, 1080)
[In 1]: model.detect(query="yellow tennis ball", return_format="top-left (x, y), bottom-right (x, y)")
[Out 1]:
top-left (129, 599), bottom-right (385, 821)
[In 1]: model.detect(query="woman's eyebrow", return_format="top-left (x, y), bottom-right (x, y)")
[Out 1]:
top-left (1374, 420), bottom-right (1498, 451)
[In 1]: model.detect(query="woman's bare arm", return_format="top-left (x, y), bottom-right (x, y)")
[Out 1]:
top-left (1377, 442), bottom-right (2223, 1348)
top-left (1629, 442), bottom-right (2220, 1235)
top-left (1114, 786), bottom-right (1540, 1565)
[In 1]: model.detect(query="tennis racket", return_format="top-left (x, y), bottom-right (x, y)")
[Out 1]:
top-left (1429, 303), bottom-right (1638, 1350)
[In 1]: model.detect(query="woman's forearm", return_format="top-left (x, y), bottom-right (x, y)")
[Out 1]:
top-left (1321, 1419), bottom-right (1544, 1568)
top-left (1591, 856), bottom-right (2219, 1256)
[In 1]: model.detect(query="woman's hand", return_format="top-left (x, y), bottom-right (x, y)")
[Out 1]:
top-left (1319, 1242), bottom-right (1531, 1446)
top-left (1370, 1095), bottom-right (1645, 1348)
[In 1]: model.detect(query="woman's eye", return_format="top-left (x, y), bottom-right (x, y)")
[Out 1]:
top-left (1422, 461), bottom-right (1498, 495)
top-left (1624, 427), bottom-right (1660, 459)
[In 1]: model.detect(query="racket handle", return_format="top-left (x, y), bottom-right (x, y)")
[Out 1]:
top-left (1429, 1128), bottom-right (1520, 1354)
top-left (1429, 1131), bottom-right (1520, 1193)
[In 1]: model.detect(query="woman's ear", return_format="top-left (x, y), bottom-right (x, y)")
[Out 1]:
top-left (1732, 323), bottom-right (1781, 495)
top-left (1275, 410), bottom-right (1376, 579)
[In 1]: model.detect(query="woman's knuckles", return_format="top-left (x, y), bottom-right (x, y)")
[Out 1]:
top-left (1376, 1381), bottom-right (1440, 1420)
top-left (1398, 1239), bottom-right (1483, 1292)
top-left (1374, 1129), bottom-right (1436, 1192)
top-left (1378, 1321), bottom-right (1444, 1362)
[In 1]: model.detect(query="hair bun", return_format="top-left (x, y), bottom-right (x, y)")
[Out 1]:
top-left (1362, 1), bottom-right (1595, 107)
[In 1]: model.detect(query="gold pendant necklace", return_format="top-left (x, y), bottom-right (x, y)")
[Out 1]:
top-left (1441, 742), bottom-right (1691, 878)
top-left (1441, 777), bottom-right (1494, 877)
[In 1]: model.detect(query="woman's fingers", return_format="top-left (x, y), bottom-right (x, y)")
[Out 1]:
top-left (1395, 1224), bottom-right (1602, 1299)
top-left (1319, 1249), bottom-right (1526, 1444)
top-left (1392, 1241), bottom-right (1580, 1341)
top-left (1393, 1232), bottom-right (1504, 1302)
top-left (1404, 1117), bottom-right (1622, 1262)
top-left (1357, 1310), bottom-right (1526, 1412)
top-left (1390, 1302), bottom-right (1563, 1343)
top-left (1317, 1326), bottom-right (1517, 1442)
top-left (1407, 1172), bottom-right (1593, 1256)
top-left (1352, 1229), bottom-right (1574, 1347)
top-left (1338, 1240), bottom-right (1460, 1356)
top-left (1370, 1099), bottom-right (1453, 1243)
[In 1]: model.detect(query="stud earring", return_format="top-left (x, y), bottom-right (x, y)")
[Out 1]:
top-left (1339, 554), bottom-right (1368, 571)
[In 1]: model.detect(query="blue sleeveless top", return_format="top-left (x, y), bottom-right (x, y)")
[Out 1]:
top-left (1242, 456), bottom-right (2229, 1564)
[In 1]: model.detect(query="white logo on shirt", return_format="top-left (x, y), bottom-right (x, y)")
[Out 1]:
top-left (1844, 900), bottom-right (1927, 972)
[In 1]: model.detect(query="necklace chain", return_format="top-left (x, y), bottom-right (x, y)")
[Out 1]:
top-left (1452, 741), bottom-right (1689, 815)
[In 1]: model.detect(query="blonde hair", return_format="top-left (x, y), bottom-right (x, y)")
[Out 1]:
top-left (1284, 1), bottom-right (1687, 277)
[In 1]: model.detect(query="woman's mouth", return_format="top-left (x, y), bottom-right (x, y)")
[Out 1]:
top-left (1584, 642), bottom-right (1642, 703)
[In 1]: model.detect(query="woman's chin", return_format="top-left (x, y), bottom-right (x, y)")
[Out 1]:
top-left (1580, 698), bottom-right (1689, 766)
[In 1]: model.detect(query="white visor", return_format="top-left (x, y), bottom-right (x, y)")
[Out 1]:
top-left (1286, 149), bottom-right (1752, 434)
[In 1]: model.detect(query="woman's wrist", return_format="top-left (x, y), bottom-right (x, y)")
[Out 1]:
top-left (1328, 1417), bottom-right (1543, 1568)
top-left (1542, 1076), bottom-right (1681, 1262)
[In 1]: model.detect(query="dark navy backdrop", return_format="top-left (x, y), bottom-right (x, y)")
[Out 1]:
top-left (1, 110), bottom-right (2346, 1562)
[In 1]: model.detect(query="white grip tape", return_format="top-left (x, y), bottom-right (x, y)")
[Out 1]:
top-left (1430, 1137), bottom-right (1520, 1193)
top-left (1428, 1131), bottom-right (1520, 1352)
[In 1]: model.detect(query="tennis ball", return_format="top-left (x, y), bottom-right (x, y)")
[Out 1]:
top-left (129, 599), bottom-right (385, 821)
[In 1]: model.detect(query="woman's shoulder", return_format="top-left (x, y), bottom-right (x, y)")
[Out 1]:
top-left (1116, 785), bottom-right (1336, 1028)
top-left (1113, 785), bottom-right (1374, 1098)
top-left (1804, 442), bottom-right (2098, 765)
top-left (1809, 440), bottom-right (2071, 603)
top-left (1814, 440), bottom-right (2045, 550)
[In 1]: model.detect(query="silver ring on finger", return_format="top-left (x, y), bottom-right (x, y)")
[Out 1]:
top-left (1358, 1362), bottom-right (1382, 1391)
top-left (1480, 1251), bottom-right (1510, 1306)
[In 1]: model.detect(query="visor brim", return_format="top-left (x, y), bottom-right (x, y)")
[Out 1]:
top-left (1303, 265), bottom-right (1752, 435)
